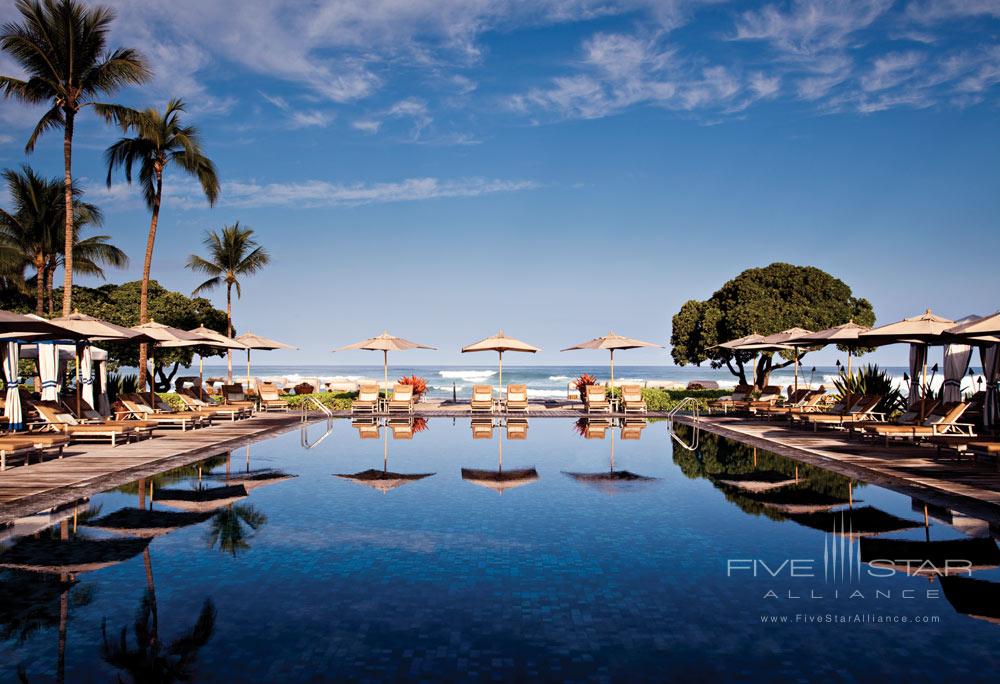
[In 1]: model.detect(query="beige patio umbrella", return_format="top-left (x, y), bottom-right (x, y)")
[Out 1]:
top-left (234, 332), bottom-right (297, 387)
top-left (188, 326), bottom-right (248, 398)
top-left (133, 321), bottom-right (207, 406)
top-left (461, 330), bottom-right (539, 389)
top-left (561, 331), bottom-right (661, 390)
top-left (792, 321), bottom-right (872, 379)
top-left (337, 331), bottom-right (435, 393)
top-left (756, 327), bottom-right (813, 391)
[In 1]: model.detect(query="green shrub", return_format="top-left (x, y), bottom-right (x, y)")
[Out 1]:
top-left (831, 364), bottom-right (905, 417)
top-left (285, 392), bottom-right (355, 411)
top-left (156, 393), bottom-right (187, 412)
top-left (641, 388), bottom-right (730, 413)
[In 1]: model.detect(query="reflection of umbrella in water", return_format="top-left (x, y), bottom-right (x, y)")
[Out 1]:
top-left (204, 469), bottom-right (296, 492)
top-left (85, 508), bottom-right (213, 538)
top-left (154, 484), bottom-right (249, 512)
top-left (0, 536), bottom-right (151, 574)
top-left (941, 576), bottom-right (1000, 624)
top-left (749, 486), bottom-right (852, 514)
top-left (336, 418), bottom-right (433, 493)
top-left (787, 506), bottom-right (920, 537)
top-left (860, 536), bottom-right (1000, 576)
top-left (715, 470), bottom-right (799, 494)
top-left (564, 419), bottom-right (657, 493)
top-left (462, 418), bottom-right (538, 494)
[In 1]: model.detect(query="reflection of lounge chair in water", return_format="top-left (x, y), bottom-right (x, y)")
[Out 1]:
top-left (353, 418), bottom-right (380, 439)
top-left (471, 417), bottom-right (494, 440)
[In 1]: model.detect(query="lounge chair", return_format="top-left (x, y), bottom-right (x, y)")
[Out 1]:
top-left (177, 390), bottom-right (250, 421)
top-left (257, 383), bottom-right (291, 412)
top-left (848, 399), bottom-right (938, 434)
top-left (756, 388), bottom-right (826, 419)
top-left (387, 384), bottom-right (414, 414)
top-left (863, 402), bottom-right (972, 446)
top-left (0, 433), bottom-right (69, 470)
top-left (221, 384), bottom-right (256, 411)
top-left (798, 395), bottom-right (882, 431)
top-left (506, 384), bottom-right (529, 414)
top-left (707, 385), bottom-right (752, 414)
top-left (471, 417), bottom-right (494, 439)
top-left (741, 385), bottom-right (782, 413)
top-left (621, 385), bottom-right (647, 414)
top-left (352, 384), bottom-right (380, 415)
top-left (29, 401), bottom-right (139, 446)
top-left (59, 398), bottom-right (160, 436)
top-left (506, 418), bottom-right (529, 440)
top-left (352, 418), bottom-right (380, 439)
top-left (389, 419), bottom-right (414, 439)
top-left (118, 395), bottom-right (208, 430)
top-left (584, 384), bottom-right (610, 414)
top-left (470, 385), bottom-right (494, 413)
top-left (787, 393), bottom-right (858, 424)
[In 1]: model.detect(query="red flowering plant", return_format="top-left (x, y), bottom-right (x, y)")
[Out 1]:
top-left (574, 373), bottom-right (598, 402)
top-left (398, 375), bottom-right (428, 400)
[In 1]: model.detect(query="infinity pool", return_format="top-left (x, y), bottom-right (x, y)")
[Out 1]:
top-left (2, 418), bottom-right (998, 682)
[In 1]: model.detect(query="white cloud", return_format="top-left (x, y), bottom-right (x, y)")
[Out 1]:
top-left (906, 0), bottom-right (1000, 23)
top-left (289, 110), bottom-right (335, 128)
top-left (860, 51), bottom-right (925, 92)
top-left (0, 135), bottom-right (13, 145)
top-left (733, 0), bottom-right (893, 54)
top-left (93, 175), bottom-right (537, 209)
top-left (352, 119), bottom-right (382, 134)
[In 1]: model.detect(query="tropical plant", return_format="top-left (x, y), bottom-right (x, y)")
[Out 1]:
top-left (205, 504), bottom-right (266, 556)
top-left (831, 364), bottom-right (905, 417)
top-left (397, 375), bottom-right (428, 399)
top-left (105, 98), bottom-right (219, 387)
top-left (187, 223), bottom-right (270, 381)
top-left (0, 165), bottom-right (126, 314)
top-left (670, 263), bottom-right (876, 388)
top-left (574, 373), bottom-right (597, 401)
top-left (101, 590), bottom-right (215, 684)
top-left (104, 371), bottom-right (137, 405)
top-left (0, 0), bottom-right (150, 316)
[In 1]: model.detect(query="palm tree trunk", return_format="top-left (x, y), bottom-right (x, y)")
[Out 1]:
top-left (47, 264), bottom-right (55, 316)
top-left (137, 170), bottom-right (163, 389)
top-left (226, 282), bottom-right (233, 383)
top-left (35, 262), bottom-right (46, 316)
top-left (61, 110), bottom-right (75, 317)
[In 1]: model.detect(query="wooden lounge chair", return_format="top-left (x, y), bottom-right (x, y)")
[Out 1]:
top-left (257, 383), bottom-right (291, 412)
top-left (621, 385), bottom-right (647, 414)
top-left (387, 384), bottom-right (414, 414)
top-left (757, 388), bottom-right (826, 419)
top-left (59, 398), bottom-right (159, 437)
top-left (798, 395), bottom-right (882, 431)
top-left (221, 384), bottom-right (256, 411)
top-left (848, 399), bottom-right (938, 434)
top-left (787, 393), bottom-right (859, 424)
top-left (0, 433), bottom-right (70, 470)
top-left (29, 401), bottom-right (139, 446)
top-left (584, 384), bottom-right (610, 414)
top-left (506, 384), bottom-right (529, 414)
top-left (352, 384), bottom-right (380, 415)
top-left (118, 395), bottom-right (207, 430)
top-left (177, 390), bottom-right (249, 421)
top-left (863, 402), bottom-right (972, 446)
top-left (708, 385), bottom-right (752, 414)
top-left (470, 385), bottom-right (494, 413)
top-left (738, 385), bottom-right (782, 414)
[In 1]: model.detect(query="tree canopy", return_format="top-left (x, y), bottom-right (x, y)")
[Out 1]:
top-left (670, 263), bottom-right (875, 387)
top-left (55, 280), bottom-right (230, 386)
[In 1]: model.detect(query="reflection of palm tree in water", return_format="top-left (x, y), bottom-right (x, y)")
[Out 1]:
top-left (205, 504), bottom-right (266, 556)
top-left (101, 590), bottom-right (216, 684)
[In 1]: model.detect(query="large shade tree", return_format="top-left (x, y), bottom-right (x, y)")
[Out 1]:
top-left (0, 0), bottom-right (149, 316)
top-left (186, 223), bottom-right (270, 381)
top-left (62, 281), bottom-right (230, 390)
top-left (105, 98), bottom-right (219, 388)
top-left (0, 165), bottom-right (127, 314)
top-left (670, 263), bottom-right (875, 388)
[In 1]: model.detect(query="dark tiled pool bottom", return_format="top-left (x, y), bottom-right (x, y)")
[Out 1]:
top-left (1, 418), bottom-right (998, 682)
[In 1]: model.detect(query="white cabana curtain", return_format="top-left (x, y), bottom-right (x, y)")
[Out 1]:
top-left (908, 343), bottom-right (927, 408)
top-left (3, 342), bottom-right (23, 431)
top-left (38, 342), bottom-right (59, 401)
top-left (97, 360), bottom-right (111, 416)
top-left (981, 344), bottom-right (999, 429)
top-left (942, 342), bottom-right (973, 403)
top-left (80, 345), bottom-right (95, 408)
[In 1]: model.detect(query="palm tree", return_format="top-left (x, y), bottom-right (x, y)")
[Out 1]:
top-left (205, 503), bottom-right (267, 556)
top-left (105, 98), bottom-right (219, 388)
top-left (0, 0), bottom-right (149, 316)
top-left (186, 224), bottom-right (270, 381)
top-left (0, 165), bottom-right (125, 315)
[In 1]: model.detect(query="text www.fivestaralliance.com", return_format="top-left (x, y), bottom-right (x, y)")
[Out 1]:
top-left (760, 614), bottom-right (940, 624)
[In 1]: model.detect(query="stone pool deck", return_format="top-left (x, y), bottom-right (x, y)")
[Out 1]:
top-left (0, 413), bottom-right (303, 523)
top-left (675, 415), bottom-right (1000, 526)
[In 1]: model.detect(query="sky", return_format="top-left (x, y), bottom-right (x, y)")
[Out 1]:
top-left (0, 0), bottom-right (998, 368)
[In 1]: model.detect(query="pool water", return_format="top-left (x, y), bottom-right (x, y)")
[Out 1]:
top-left (2, 418), bottom-right (998, 682)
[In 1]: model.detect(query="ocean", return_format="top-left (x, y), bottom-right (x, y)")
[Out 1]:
top-left (194, 364), bottom-right (988, 399)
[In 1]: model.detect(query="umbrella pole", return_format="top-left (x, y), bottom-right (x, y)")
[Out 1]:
top-left (384, 424), bottom-right (388, 474)
top-left (610, 426), bottom-right (615, 473)
top-left (498, 350), bottom-right (503, 391)
top-left (247, 349), bottom-right (251, 389)
top-left (383, 350), bottom-right (389, 400)
top-left (794, 349), bottom-right (799, 392)
top-left (610, 349), bottom-right (615, 394)
top-left (75, 344), bottom-right (82, 418)
top-left (149, 345), bottom-right (155, 408)
top-left (199, 355), bottom-right (204, 401)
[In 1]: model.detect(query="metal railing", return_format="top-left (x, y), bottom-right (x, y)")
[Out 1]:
top-left (667, 397), bottom-right (700, 451)
top-left (300, 395), bottom-right (333, 420)
top-left (300, 420), bottom-right (334, 449)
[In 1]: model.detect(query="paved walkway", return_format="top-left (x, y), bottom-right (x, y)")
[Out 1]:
top-left (675, 415), bottom-right (1000, 525)
top-left (0, 413), bottom-right (302, 522)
